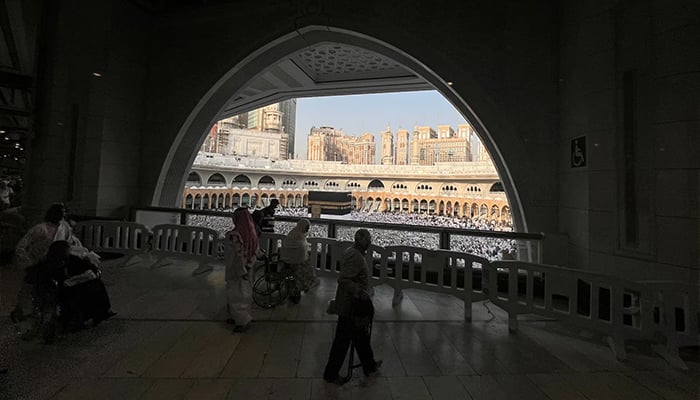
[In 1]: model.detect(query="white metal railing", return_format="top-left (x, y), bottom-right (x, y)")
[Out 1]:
top-left (75, 219), bottom-right (698, 370)
top-left (74, 221), bottom-right (150, 267)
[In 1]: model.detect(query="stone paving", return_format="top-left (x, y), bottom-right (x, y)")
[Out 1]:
top-left (0, 257), bottom-right (698, 399)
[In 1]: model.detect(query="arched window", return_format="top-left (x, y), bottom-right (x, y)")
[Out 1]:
top-left (491, 205), bottom-right (500, 219)
top-left (368, 179), bottom-right (384, 189)
top-left (186, 172), bottom-right (202, 187)
top-left (480, 204), bottom-right (488, 218)
top-left (202, 194), bottom-right (209, 210)
top-left (233, 174), bottom-right (251, 186)
top-left (185, 194), bottom-right (193, 209)
top-left (225, 193), bottom-right (231, 208)
top-left (490, 182), bottom-right (504, 192)
top-left (232, 193), bottom-right (240, 207)
top-left (501, 206), bottom-right (511, 222)
top-left (420, 200), bottom-right (428, 212)
top-left (194, 194), bottom-right (202, 209)
top-left (258, 175), bottom-right (275, 187)
top-left (207, 173), bottom-right (226, 186)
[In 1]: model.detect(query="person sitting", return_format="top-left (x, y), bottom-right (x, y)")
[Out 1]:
top-left (279, 218), bottom-right (319, 294)
top-left (29, 241), bottom-right (115, 341)
top-left (11, 203), bottom-right (68, 323)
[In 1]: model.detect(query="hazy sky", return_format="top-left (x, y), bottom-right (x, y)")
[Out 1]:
top-left (293, 90), bottom-right (467, 161)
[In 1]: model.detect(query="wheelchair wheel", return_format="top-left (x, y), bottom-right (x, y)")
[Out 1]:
top-left (252, 272), bottom-right (289, 308)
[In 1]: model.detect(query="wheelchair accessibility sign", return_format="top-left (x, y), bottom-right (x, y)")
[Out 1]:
top-left (571, 136), bottom-right (587, 168)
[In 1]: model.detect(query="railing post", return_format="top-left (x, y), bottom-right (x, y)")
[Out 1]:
top-left (508, 265), bottom-right (519, 332)
top-left (180, 211), bottom-right (187, 225)
top-left (328, 221), bottom-right (337, 239)
top-left (439, 231), bottom-right (450, 250)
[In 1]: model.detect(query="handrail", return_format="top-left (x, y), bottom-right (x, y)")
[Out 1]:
top-left (76, 218), bottom-right (697, 369)
top-left (130, 207), bottom-right (545, 262)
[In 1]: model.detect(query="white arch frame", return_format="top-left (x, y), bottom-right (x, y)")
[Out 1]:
top-left (153, 26), bottom-right (527, 231)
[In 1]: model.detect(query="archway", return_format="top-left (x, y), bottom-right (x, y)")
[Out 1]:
top-left (258, 175), bottom-right (276, 187)
top-left (154, 26), bottom-right (527, 232)
top-left (368, 179), bottom-right (385, 190)
top-left (207, 173), bottom-right (226, 186)
top-left (233, 174), bottom-right (251, 186)
top-left (186, 172), bottom-right (202, 187)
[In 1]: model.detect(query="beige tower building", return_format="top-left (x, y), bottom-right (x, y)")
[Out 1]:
top-left (247, 103), bottom-right (289, 160)
top-left (308, 126), bottom-right (343, 161)
top-left (436, 124), bottom-right (455, 139)
top-left (381, 127), bottom-right (393, 165)
top-left (403, 124), bottom-right (472, 165)
top-left (307, 127), bottom-right (374, 164)
top-left (410, 129), bottom-right (421, 165)
top-left (457, 123), bottom-right (473, 139)
top-left (416, 126), bottom-right (437, 140)
top-left (395, 129), bottom-right (409, 165)
top-left (348, 133), bottom-right (376, 164)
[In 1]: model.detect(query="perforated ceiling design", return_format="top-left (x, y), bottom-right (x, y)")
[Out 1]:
top-left (295, 44), bottom-right (403, 75)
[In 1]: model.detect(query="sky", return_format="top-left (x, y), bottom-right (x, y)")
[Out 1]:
top-left (293, 90), bottom-right (468, 161)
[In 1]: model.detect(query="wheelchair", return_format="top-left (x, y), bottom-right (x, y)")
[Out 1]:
top-left (252, 253), bottom-right (301, 308)
top-left (11, 282), bottom-right (61, 343)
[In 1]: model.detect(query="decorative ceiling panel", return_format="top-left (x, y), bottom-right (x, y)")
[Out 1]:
top-left (292, 43), bottom-right (412, 82)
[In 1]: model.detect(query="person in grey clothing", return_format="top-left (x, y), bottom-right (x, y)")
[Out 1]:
top-left (323, 229), bottom-right (382, 384)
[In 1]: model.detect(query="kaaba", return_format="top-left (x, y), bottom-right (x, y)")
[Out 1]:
top-left (307, 191), bottom-right (352, 217)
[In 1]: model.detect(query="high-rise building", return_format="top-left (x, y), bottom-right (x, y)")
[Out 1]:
top-left (307, 126), bottom-right (375, 164)
top-left (348, 133), bottom-right (376, 164)
top-left (406, 124), bottom-right (472, 165)
top-left (457, 123), bottom-right (472, 139)
top-left (278, 99), bottom-right (297, 158)
top-left (246, 103), bottom-right (289, 160)
top-left (381, 127), bottom-right (393, 165)
top-left (395, 129), bottom-right (409, 165)
top-left (436, 124), bottom-right (455, 139)
top-left (416, 126), bottom-right (437, 140)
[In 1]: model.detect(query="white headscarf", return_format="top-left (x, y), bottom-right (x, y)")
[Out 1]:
top-left (280, 219), bottom-right (310, 263)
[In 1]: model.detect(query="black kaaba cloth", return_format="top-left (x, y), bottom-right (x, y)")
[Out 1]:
top-left (307, 191), bottom-right (352, 215)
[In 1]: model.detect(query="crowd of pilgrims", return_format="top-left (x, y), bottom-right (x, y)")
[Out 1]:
top-left (188, 207), bottom-right (518, 261)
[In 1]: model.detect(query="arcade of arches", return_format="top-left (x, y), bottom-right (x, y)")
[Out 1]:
top-left (181, 187), bottom-right (511, 222)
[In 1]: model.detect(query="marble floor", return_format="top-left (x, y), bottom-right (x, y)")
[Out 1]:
top-left (0, 257), bottom-right (698, 400)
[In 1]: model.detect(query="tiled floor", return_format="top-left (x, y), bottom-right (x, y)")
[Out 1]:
top-left (0, 257), bottom-right (698, 399)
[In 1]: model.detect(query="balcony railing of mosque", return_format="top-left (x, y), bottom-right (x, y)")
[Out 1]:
top-left (131, 206), bottom-right (543, 263)
top-left (193, 154), bottom-right (499, 177)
